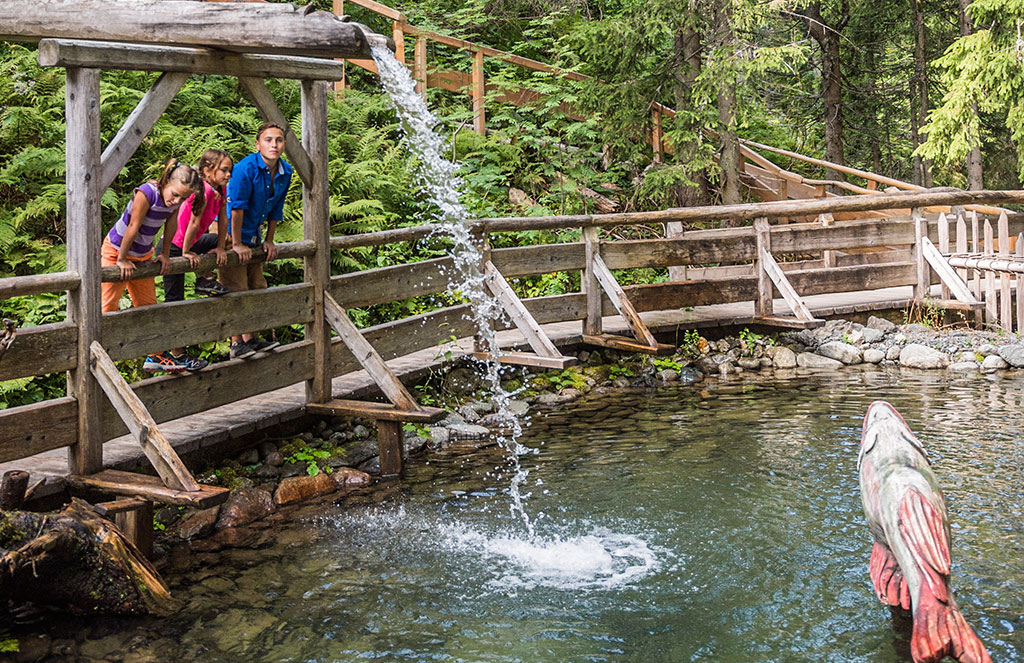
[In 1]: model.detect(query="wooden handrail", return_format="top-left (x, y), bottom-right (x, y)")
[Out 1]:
top-left (0, 270), bottom-right (80, 301)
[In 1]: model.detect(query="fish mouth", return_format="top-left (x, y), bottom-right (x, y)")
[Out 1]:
top-left (861, 400), bottom-right (908, 439)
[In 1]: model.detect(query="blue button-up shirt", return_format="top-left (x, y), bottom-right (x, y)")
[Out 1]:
top-left (226, 151), bottom-right (293, 247)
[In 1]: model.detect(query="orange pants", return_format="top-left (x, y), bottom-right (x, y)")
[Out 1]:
top-left (101, 238), bottom-right (158, 312)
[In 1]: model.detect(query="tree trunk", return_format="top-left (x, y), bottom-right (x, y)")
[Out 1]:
top-left (713, 0), bottom-right (742, 214)
top-left (912, 0), bottom-right (933, 187)
top-left (0, 499), bottom-right (179, 617)
top-left (801, 2), bottom-right (847, 184)
top-left (960, 0), bottom-right (984, 190)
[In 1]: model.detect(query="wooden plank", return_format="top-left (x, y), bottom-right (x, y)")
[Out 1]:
top-left (751, 316), bottom-right (826, 329)
top-left (306, 399), bottom-right (445, 423)
top-left (38, 38), bottom-right (347, 81)
top-left (754, 218), bottom-right (773, 317)
top-left (955, 213), bottom-right (968, 283)
top-left (999, 211), bottom-right (1013, 331)
top-left (302, 79), bottom-right (331, 403)
top-left (759, 249), bottom-right (819, 322)
top-left (582, 334), bottom-right (674, 355)
top-left (590, 253), bottom-right (659, 347)
top-left (330, 258), bottom-right (452, 308)
top-left (239, 77), bottom-right (314, 187)
top-left (913, 208), bottom-right (929, 301)
top-left (651, 109), bottom-right (662, 162)
top-left (483, 260), bottom-right (563, 357)
top-left (103, 283), bottom-right (312, 362)
top-left (1017, 234), bottom-right (1023, 332)
top-left (925, 299), bottom-right (985, 312)
top-left (582, 226), bottom-right (602, 336)
top-left (472, 49), bottom-right (485, 134)
top-left (5, 0), bottom-right (374, 59)
top-left (971, 211), bottom-right (982, 325)
top-left (0, 397), bottom-right (77, 464)
top-left (67, 470), bottom-right (228, 508)
top-left (920, 237), bottom-right (979, 305)
top-left (492, 243), bottom-right (584, 278)
top-left (937, 213), bottom-right (950, 300)
top-left (323, 293), bottom-right (418, 410)
top-left (0, 271), bottom-right (80, 301)
top-left (65, 66), bottom-right (103, 476)
top-left (984, 220), bottom-right (997, 323)
top-left (345, 0), bottom-right (405, 21)
top-left (94, 497), bottom-right (149, 516)
top-left (98, 71), bottom-right (188, 192)
top-left (0, 321), bottom-right (76, 382)
top-left (377, 420), bottom-right (404, 477)
top-left (471, 351), bottom-right (576, 369)
top-left (89, 341), bottom-right (199, 492)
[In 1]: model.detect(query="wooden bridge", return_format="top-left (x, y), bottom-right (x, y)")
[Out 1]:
top-left (3, 1), bottom-right (1024, 553)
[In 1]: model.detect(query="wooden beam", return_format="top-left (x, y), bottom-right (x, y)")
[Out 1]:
top-left (582, 334), bottom-right (674, 355)
top-left (302, 79), bottom-right (331, 403)
top-left (38, 38), bottom-right (346, 81)
top-left (413, 36), bottom-right (427, 95)
top-left (98, 71), bottom-right (188, 192)
top-left (750, 316), bottom-right (825, 329)
top-left (0, 321), bottom-right (76, 383)
top-left (0, 271), bottom-right (80, 301)
top-left (305, 399), bottom-right (445, 423)
top-left (758, 246), bottom-right (820, 322)
top-left (984, 220), bottom-right (997, 323)
top-left (920, 237), bottom-right (980, 305)
top-left (99, 239), bottom-right (316, 282)
top-left (472, 49), bottom-right (485, 135)
top-left (4, 0), bottom-right (375, 59)
top-left (482, 260), bottom-right (563, 358)
top-left (754, 218), bottom-right (773, 317)
top-left (115, 500), bottom-right (154, 558)
top-left (89, 341), bottom-right (200, 492)
top-left (67, 470), bottom-right (228, 509)
top-left (377, 420), bottom-right (404, 477)
top-left (65, 67), bottom-right (103, 476)
top-left (590, 253), bottom-right (659, 347)
top-left (1017, 234), bottom-right (1024, 332)
top-left (582, 226), bottom-right (602, 336)
top-left (323, 293), bottom-right (419, 411)
top-left (239, 77), bottom-right (314, 186)
top-left (470, 351), bottom-right (576, 369)
top-left (0, 397), bottom-right (77, 464)
top-left (392, 21), bottom-right (405, 64)
top-left (913, 208), bottom-right (929, 301)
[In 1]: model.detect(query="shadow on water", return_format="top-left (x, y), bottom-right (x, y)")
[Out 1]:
top-left (14, 370), bottom-right (1024, 662)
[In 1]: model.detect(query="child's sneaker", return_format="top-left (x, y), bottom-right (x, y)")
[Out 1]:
top-left (170, 353), bottom-right (208, 372)
top-left (194, 277), bottom-right (229, 296)
top-left (143, 352), bottom-right (189, 373)
top-left (230, 340), bottom-right (256, 359)
top-left (248, 338), bottom-right (280, 353)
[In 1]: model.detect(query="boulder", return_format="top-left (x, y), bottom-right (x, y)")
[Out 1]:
top-left (861, 328), bottom-right (884, 344)
top-left (997, 344), bottom-right (1024, 368)
top-left (948, 361), bottom-right (980, 373)
top-left (818, 341), bottom-right (863, 365)
top-left (737, 357), bottom-right (761, 370)
top-left (177, 507), bottom-right (220, 540)
top-left (456, 405), bottom-right (482, 423)
top-left (273, 473), bottom-right (337, 506)
top-left (899, 344), bottom-right (949, 370)
top-left (447, 422), bottom-right (490, 441)
top-left (772, 346), bottom-right (798, 369)
top-left (863, 349), bottom-right (885, 364)
top-left (331, 467), bottom-right (371, 487)
top-left (215, 488), bottom-right (275, 529)
top-left (885, 345), bottom-right (902, 361)
top-left (981, 354), bottom-right (1008, 372)
top-left (677, 367), bottom-right (703, 384)
top-left (507, 400), bottom-right (530, 416)
top-left (796, 352), bottom-right (843, 370)
top-left (867, 316), bottom-right (896, 331)
top-left (977, 343), bottom-right (997, 356)
top-left (657, 369), bottom-right (679, 382)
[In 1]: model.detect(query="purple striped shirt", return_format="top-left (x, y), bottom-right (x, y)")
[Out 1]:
top-left (106, 183), bottom-right (178, 257)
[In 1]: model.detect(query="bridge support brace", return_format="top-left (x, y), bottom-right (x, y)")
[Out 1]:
top-left (914, 209), bottom-right (986, 318)
top-left (581, 227), bottom-right (674, 354)
top-left (752, 218), bottom-right (825, 329)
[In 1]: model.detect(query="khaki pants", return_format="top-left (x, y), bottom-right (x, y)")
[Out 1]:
top-left (219, 240), bottom-right (268, 292)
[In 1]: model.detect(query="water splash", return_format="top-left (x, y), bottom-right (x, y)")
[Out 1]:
top-left (369, 44), bottom-right (535, 534)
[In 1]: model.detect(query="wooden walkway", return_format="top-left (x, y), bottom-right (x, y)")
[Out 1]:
top-left (1, 285), bottom-right (915, 492)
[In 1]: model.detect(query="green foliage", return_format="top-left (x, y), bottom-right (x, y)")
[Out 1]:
top-left (285, 445), bottom-right (332, 477)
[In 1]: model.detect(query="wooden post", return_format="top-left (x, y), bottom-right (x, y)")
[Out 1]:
top-left (472, 49), bottom-right (485, 135)
top-left (665, 222), bottom-right (686, 282)
top-left (583, 226), bottom-right (602, 336)
top-left (913, 208), bottom-right (929, 302)
top-left (65, 67), bottom-right (103, 476)
top-left (302, 79), bottom-right (331, 403)
top-left (472, 229), bottom-right (492, 355)
top-left (332, 0), bottom-right (346, 95)
top-left (413, 36), bottom-right (427, 95)
top-left (819, 213), bottom-right (835, 268)
top-left (754, 217), bottom-right (773, 317)
top-left (971, 211), bottom-right (982, 325)
top-left (392, 20), bottom-right (405, 64)
top-left (377, 420), bottom-right (404, 477)
top-left (651, 109), bottom-right (663, 163)
top-left (955, 212), bottom-right (968, 284)
top-left (1017, 233), bottom-right (1023, 333)
top-left (937, 212), bottom-right (950, 301)
top-left (0, 470), bottom-right (29, 510)
top-left (998, 211), bottom-right (1012, 331)
top-left (115, 500), bottom-right (154, 559)
top-left (984, 219), bottom-right (997, 323)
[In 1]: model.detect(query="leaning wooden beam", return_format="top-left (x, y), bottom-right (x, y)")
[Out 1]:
top-left (920, 237), bottom-right (981, 306)
top-left (323, 293), bottom-right (419, 411)
top-left (482, 260), bottom-right (563, 358)
top-left (67, 470), bottom-right (227, 509)
top-left (3, 0), bottom-right (376, 59)
top-left (239, 77), bottom-right (314, 186)
top-left (38, 38), bottom-right (346, 81)
top-left (913, 208), bottom-right (929, 302)
top-left (88, 341), bottom-right (200, 493)
top-left (98, 71), bottom-right (189, 193)
top-left (588, 252), bottom-right (659, 347)
top-left (759, 240), bottom-right (820, 323)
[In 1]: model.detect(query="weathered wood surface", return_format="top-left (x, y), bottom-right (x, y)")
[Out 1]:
top-left (115, 500), bottom-right (155, 559)
top-left (470, 351), bottom-right (577, 369)
top-left (98, 239), bottom-right (316, 282)
top-left (330, 258), bottom-right (453, 308)
top-left (98, 71), bottom-right (189, 193)
top-left (589, 252), bottom-right (659, 347)
top-left (102, 283), bottom-right (313, 362)
top-left (67, 470), bottom-right (228, 508)
top-left (376, 420), bottom-right (404, 477)
top-left (492, 243), bottom-right (585, 278)
top-left (921, 237), bottom-right (979, 305)
top-left (0, 270), bottom-right (80, 301)
top-left (582, 333), bottom-right (674, 355)
top-left (754, 219), bottom-right (773, 317)
top-left (89, 341), bottom-right (200, 492)
top-left (0, 398), bottom-right (78, 464)
top-left (302, 79), bottom-right (331, 402)
top-left (38, 38), bottom-right (347, 80)
top-left (4, 1), bottom-right (375, 58)
top-left (483, 260), bottom-right (563, 358)
top-left (999, 212), bottom-right (1012, 331)
top-left (0, 470), bottom-right (30, 510)
top-left (305, 399), bottom-right (445, 422)
top-left (65, 66), bottom-right (103, 476)
top-left (0, 321), bottom-right (76, 382)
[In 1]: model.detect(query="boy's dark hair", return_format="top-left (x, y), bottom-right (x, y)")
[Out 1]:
top-left (256, 121), bottom-right (286, 140)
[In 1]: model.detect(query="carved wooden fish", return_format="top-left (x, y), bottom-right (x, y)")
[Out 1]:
top-left (858, 400), bottom-right (991, 663)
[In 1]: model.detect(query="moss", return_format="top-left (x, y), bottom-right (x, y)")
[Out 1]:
top-left (0, 512), bottom-right (25, 548)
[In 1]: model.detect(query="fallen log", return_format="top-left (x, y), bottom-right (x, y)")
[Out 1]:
top-left (0, 499), bottom-right (178, 617)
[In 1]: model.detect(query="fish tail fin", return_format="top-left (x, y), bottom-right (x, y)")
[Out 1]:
top-left (911, 596), bottom-right (992, 663)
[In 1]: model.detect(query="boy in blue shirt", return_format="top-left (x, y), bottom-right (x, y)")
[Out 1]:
top-left (221, 122), bottom-right (293, 359)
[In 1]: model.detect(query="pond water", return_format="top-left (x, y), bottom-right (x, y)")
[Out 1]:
top-left (37, 369), bottom-right (1024, 662)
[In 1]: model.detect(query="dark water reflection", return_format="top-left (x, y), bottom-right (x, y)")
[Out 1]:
top-left (35, 369), bottom-right (1024, 662)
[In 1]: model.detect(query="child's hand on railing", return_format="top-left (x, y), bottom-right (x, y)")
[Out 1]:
top-left (214, 247), bottom-right (228, 267)
top-left (182, 251), bottom-right (201, 269)
top-left (263, 240), bottom-right (278, 261)
top-left (155, 254), bottom-right (172, 276)
top-left (232, 244), bottom-right (252, 265)
top-left (116, 258), bottom-right (135, 281)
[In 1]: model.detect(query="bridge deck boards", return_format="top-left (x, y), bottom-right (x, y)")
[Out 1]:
top-left (0, 285), bottom-right (918, 492)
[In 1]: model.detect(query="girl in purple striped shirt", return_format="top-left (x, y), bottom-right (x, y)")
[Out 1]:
top-left (101, 160), bottom-right (203, 370)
